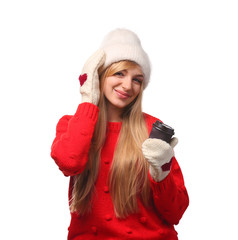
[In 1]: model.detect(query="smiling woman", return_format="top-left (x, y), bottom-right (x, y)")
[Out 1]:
top-left (50, 28), bottom-right (189, 240)
top-left (101, 61), bottom-right (144, 122)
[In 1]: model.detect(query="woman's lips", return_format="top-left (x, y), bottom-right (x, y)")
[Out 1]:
top-left (114, 89), bottom-right (131, 99)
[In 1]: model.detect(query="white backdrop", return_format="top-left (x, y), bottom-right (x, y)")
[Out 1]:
top-left (1, 0), bottom-right (238, 239)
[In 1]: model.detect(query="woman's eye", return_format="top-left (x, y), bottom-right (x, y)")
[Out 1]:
top-left (114, 71), bottom-right (124, 76)
top-left (133, 78), bottom-right (142, 84)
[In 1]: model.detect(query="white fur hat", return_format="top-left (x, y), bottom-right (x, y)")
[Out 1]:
top-left (100, 28), bottom-right (151, 89)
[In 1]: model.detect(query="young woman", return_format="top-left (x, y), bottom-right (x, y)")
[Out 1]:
top-left (51, 29), bottom-right (189, 240)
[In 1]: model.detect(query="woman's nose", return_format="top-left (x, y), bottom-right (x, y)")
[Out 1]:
top-left (121, 76), bottom-right (132, 90)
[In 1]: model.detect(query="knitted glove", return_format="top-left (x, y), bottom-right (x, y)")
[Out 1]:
top-left (142, 138), bottom-right (178, 182)
top-left (79, 49), bottom-right (105, 105)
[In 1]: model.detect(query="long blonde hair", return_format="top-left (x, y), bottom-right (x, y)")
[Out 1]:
top-left (70, 61), bottom-right (151, 218)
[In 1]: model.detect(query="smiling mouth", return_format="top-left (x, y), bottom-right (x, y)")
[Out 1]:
top-left (114, 89), bottom-right (131, 99)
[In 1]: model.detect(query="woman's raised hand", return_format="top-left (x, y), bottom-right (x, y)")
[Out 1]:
top-left (79, 49), bottom-right (105, 105)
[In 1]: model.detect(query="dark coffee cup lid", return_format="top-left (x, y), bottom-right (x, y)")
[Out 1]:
top-left (153, 121), bottom-right (175, 136)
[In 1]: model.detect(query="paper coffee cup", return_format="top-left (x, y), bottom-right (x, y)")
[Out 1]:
top-left (149, 120), bottom-right (174, 143)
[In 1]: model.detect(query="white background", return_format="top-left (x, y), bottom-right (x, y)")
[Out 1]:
top-left (1, 0), bottom-right (238, 239)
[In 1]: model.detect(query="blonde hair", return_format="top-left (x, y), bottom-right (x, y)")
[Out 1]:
top-left (70, 61), bottom-right (151, 218)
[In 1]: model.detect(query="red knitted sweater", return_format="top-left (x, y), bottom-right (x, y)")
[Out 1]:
top-left (51, 102), bottom-right (189, 240)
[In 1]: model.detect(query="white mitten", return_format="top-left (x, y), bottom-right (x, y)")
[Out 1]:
top-left (79, 49), bottom-right (105, 105)
top-left (142, 138), bottom-right (178, 182)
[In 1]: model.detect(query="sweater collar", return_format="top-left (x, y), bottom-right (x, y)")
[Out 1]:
top-left (107, 121), bottom-right (122, 132)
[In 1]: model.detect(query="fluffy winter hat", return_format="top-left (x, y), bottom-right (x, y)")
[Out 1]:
top-left (100, 28), bottom-right (151, 88)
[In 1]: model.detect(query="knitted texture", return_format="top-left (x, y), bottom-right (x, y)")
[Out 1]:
top-left (100, 28), bottom-right (151, 89)
top-left (142, 138), bottom-right (178, 182)
top-left (51, 104), bottom-right (189, 239)
top-left (79, 49), bottom-right (105, 105)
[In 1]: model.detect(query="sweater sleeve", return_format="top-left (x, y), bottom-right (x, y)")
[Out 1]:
top-left (149, 157), bottom-right (189, 225)
top-left (51, 102), bottom-right (99, 176)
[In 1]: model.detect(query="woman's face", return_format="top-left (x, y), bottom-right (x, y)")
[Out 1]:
top-left (103, 65), bottom-right (144, 115)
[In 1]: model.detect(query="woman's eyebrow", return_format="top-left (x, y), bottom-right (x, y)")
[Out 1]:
top-left (135, 74), bottom-right (144, 78)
